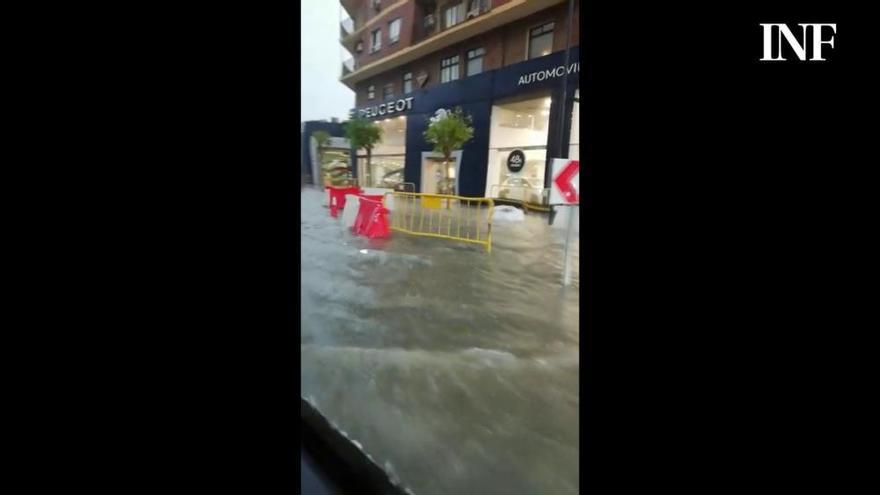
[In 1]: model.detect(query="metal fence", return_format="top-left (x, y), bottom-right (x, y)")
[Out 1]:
top-left (384, 192), bottom-right (494, 253)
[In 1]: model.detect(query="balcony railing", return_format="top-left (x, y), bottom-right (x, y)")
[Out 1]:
top-left (342, 57), bottom-right (358, 77)
top-left (416, 0), bottom-right (490, 44)
top-left (340, 17), bottom-right (355, 39)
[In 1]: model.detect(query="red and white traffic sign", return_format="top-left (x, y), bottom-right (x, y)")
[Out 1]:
top-left (549, 159), bottom-right (580, 205)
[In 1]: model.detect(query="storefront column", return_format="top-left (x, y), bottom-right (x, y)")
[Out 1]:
top-left (544, 85), bottom-right (576, 187)
top-left (349, 147), bottom-right (358, 181)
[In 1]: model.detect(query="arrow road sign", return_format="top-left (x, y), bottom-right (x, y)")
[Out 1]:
top-left (550, 159), bottom-right (580, 205)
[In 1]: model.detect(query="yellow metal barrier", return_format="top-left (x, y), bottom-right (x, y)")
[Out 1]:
top-left (384, 192), bottom-right (494, 253)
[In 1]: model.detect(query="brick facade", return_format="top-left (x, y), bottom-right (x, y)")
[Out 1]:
top-left (347, 1), bottom-right (417, 68)
top-left (352, 2), bottom-right (579, 107)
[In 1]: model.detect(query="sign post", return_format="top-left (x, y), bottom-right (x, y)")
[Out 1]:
top-left (562, 198), bottom-right (576, 286)
top-left (550, 158), bottom-right (580, 286)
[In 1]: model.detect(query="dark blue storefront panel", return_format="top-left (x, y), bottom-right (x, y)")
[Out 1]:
top-left (404, 113), bottom-right (429, 192)
top-left (457, 100), bottom-right (492, 197)
top-left (491, 46), bottom-right (580, 101)
top-left (403, 101), bottom-right (491, 197)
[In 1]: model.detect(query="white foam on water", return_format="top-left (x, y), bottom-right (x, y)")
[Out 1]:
top-left (462, 347), bottom-right (518, 362)
top-left (492, 205), bottom-right (526, 223)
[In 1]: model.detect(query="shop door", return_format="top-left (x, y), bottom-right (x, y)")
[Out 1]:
top-left (421, 157), bottom-right (444, 194)
top-left (420, 151), bottom-right (462, 195)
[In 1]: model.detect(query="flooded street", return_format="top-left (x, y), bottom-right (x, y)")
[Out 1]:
top-left (301, 188), bottom-right (579, 495)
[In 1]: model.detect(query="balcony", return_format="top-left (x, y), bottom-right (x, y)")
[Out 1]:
top-left (342, 57), bottom-right (358, 77)
top-left (415, 0), bottom-right (491, 44)
top-left (340, 17), bottom-right (355, 39)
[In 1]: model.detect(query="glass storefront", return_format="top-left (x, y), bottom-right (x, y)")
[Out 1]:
top-left (359, 155), bottom-right (406, 188)
top-left (492, 148), bottom-right (546, 203)
top-left (358, 116), bottom-right (408, 189)
top-left (486, 92), bottom-right (552, 204)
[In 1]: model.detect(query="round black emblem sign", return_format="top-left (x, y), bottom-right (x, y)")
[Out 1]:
top-left (507, 150), bottom-right (525, 173)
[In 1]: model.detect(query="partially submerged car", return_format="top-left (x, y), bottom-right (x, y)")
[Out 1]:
top-left (498, 176), bottom-right (543, 204)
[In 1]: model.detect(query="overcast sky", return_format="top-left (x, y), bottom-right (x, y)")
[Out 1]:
top-left (300, 0), bottom-right (355, 123)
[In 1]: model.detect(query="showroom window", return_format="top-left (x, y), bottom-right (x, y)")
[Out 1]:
top-left (485, 93), bottom-right (553, 203)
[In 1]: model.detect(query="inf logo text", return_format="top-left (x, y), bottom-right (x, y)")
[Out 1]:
top-left (760, 23), bottom-right (836, 61)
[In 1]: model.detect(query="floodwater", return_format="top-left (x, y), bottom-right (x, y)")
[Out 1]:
top-left (301, 188), bottom-right (579, 495)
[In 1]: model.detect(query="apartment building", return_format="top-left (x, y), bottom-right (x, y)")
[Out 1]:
top-left (340, 0), bottom-right (580, 202)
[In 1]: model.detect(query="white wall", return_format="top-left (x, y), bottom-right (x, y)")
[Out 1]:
top-left (568, 96), bottom-right (580, 160)
top-left (488, 106), bottom-right (549, 149)
top-left (486, 149), bottom-right (501, 196)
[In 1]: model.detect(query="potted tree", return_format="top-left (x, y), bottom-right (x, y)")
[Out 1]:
top-left (343, 117), bottom-right (383, 188)
top-left (423, 107), bottom-right (474, 196)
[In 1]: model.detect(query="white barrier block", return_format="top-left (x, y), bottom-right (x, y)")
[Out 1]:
top-left (362, 187), bottom-right (393, 196)
top-left (341, 194), bottom-right (360, 228)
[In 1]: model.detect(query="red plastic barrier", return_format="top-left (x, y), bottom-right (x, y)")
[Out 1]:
top-left (358, 194), bottom-right (383, 202)
top-left (351, 198), bottom-right (375, 234)
top-left (351, 195), bottom-right (383, 232)
top-left (328, 186), bottom-right (361, 218)
top-left (352, 197), bottom-right (390, 239)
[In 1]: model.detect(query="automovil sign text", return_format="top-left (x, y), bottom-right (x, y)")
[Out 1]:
top-left (518, 62), bottom-right (580, 86)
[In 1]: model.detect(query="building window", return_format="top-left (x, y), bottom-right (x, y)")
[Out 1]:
top-left (403, 72), bottom-right (413, 94)
top-left (440, 55), bottom-right (460, 83)
top-left (383, 83), bottom-right (394, 100)
top-left (528, 22), bottom-right (555, 59)
top-left (388, 18), bottom-right (401, 44)
top-left (370, 28), bottom-right (382, 53)
top-left (367, 85), bottom-right (375, 100)
top-left (466, 47), bottom-right (485, 76)
top-left (443, 2), bottom-right (465, 29)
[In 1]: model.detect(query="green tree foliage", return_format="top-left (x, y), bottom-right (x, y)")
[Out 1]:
top-left (423, 108), bottom-right (474, 193)
top-left (344, 118), bottom-right (383, 186)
